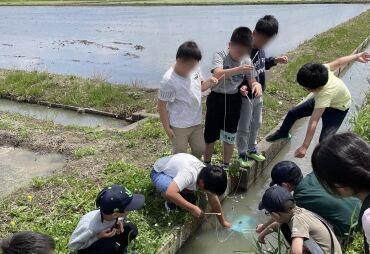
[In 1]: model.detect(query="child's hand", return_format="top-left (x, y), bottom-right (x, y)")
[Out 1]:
top-left (240, 85), bottom-right (249, 97)
top-left (356, 52), bottom-right (370, 63)
top-left (238, 64), bottom-right (254, 74)
top-left (165, 127), bottom-right (176, 140)
top-left (294, 145), bottom-right (307, 158)
top-left (97, 228), bottom-right (117, 239)
top-left (116, 220), bottom-right (124, 235)
top-left (275, 55), bottom-right (288, 64)
top-left (258, 233), bottom-right (266, 244)
top-left (221, 220), bottom-right (232, 229)
top-left (256, 224), bottom-right (264, 233)
top-left (190, 206), bottom-right (203, 218)
top-left (206, 77), bottom-right (219, 88)
top-left (252, 83), bottom-right (263, 97)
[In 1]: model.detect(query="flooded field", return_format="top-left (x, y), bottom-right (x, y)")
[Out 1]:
top-left (0, 146), bottom-right (66, 198)
top-left (0, 4), bottom-right (369, 87)
top-left (179, 47), bottom-right (370, 253)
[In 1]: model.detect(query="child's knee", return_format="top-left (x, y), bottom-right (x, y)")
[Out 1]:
top-left (124, 222), bottom-right (138, 240)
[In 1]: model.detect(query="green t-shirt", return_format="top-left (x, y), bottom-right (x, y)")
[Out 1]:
top-left (294, 172), bottom-right (360, 237)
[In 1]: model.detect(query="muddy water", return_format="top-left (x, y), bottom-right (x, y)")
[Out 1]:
top-left (179, 49), bottom-right (370, 253)
top-left (0, 99), bottom-right (130, 129)
top-left (0, 146), bottom-right (66, 198)
top-left (0, 4), bottom-right (369, 87)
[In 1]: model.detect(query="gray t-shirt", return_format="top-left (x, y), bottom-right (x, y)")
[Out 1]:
top-left (211, 49), bottom-right (256, 94)
top-left (69, 210), bottom-right (116, 251)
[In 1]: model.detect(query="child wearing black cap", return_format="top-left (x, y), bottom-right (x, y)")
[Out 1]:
top-left (69, 185), bottom-right (145, 254)
top-left (258, 185), bottom-right (342, 254)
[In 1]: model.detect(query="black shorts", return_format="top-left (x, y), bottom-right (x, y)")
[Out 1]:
top-left (204, 91), bottom-right (242, 144)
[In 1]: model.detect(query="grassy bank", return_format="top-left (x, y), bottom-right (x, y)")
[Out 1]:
top-left (0, 70), bottom-right (157, 118)
top-left (352, 92), bottom-right (370, 142)
top-left (0, 0), bottom-right (368, 6)
top-left (0, 113), bottom-right (188, 254)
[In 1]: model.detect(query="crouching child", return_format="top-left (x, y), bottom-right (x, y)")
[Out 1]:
top-left (258, 186), bottom-right (342, 254)
top-left (69, 185), bottom-right (145, 254)
top-left (150, 153), bottom-right (231, 228)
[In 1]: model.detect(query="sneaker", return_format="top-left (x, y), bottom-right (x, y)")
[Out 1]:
top-left (266, 130), bottom-right (292, 142)
top-left (204, 161), bottom-right (212, 167)
top-left (238, 154), bottom-right (253, 168)
top-left (165, 201), bottom-right (178, 212)
top-left (247, 149), bottom-right (266, 162)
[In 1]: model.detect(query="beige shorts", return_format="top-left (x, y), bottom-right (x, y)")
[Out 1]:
top-left (171, 124), bottom-right (205, 159)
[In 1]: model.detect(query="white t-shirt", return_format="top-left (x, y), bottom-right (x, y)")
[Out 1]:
top-left (363, 208), bottom-right (370, 244)
top-left (158, 66), bottom-right (202, 128)
top-left (153, 153), bottom-right (205, 191)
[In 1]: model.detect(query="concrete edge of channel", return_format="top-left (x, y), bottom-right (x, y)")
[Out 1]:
top-left (0, 95), bottom-right (153, 124)
top-left (156, 35), bottom-right (370, 254)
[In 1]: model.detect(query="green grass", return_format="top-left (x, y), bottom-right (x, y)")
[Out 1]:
top-left (352, 91), bottom-right (370, 142)
top-left (0, 0), bottom-right (367, 6)
top-left (0, 70), bottom-right (157, 118)
top-left (73, 146), bottom-right (97, 158)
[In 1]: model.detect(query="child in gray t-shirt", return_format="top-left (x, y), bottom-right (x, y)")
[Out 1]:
top-left (204, 26), bottom-right (260, 168)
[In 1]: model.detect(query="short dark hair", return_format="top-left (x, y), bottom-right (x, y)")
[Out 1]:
top-left (1, 231), bottom-right (55, 254)
top-left (198, 165), bottom-right (227, 196)
top-left (255, 15), bottom-right (279, 37)
top-left (176, 41), bottom-right (202, 61)
top-left (297, 62), bottom-right (329, 89)
top-left (311, 132), bottom-right (370, 195)
top-left (230, 26), bottom-right (253, 48)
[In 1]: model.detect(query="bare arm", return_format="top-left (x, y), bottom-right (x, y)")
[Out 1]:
top-left (256, 217), bottom-right (276, 233)
top-left (258, 221), bottom-right (280, 244)
top-left (158, 100), bottom-right (170, 130)
top-left (207, 192), bottom-right (230, 228)
top-left (213, 65), bottom-right (253, 79)
top-left (302, 108), bottom-right (325, 148)
top-left (291, 237), bottom-right (304, 254)
top-left (327, 52), bottom-right (370, 71)
top-left (201, 77), bottom-right (218, 92)
top-left (165, 181), bottom-right (202, 217)
top-left (247, 78), bottom-right (263, 97)
top-left (158, 100), bottom-right (175, 139)
top-left (295, 108), bottom-right (324, 158)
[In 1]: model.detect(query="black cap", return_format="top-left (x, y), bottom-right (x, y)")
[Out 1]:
top-left (96, 185), bottom-right (145, 214)
top-left (269, 161), bottom-right (303, 187)
top-left (258, 185), bottom-right (295, 213)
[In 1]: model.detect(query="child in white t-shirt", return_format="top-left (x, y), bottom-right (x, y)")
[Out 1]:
top-left (158, 41), bottom-right (218, 159)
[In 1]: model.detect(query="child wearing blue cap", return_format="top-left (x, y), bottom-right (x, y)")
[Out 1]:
top-left (258, 185), bottom-right (342, 254)
top-left (69, 185), bottom-right (145, 254)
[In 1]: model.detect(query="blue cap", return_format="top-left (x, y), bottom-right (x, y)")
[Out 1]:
top-left (96, 185), bottom-right (145, 214)
top-left (269, 161), bottom-right (303, 187)
top-left (258, 185), bottom-right (295, 213)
